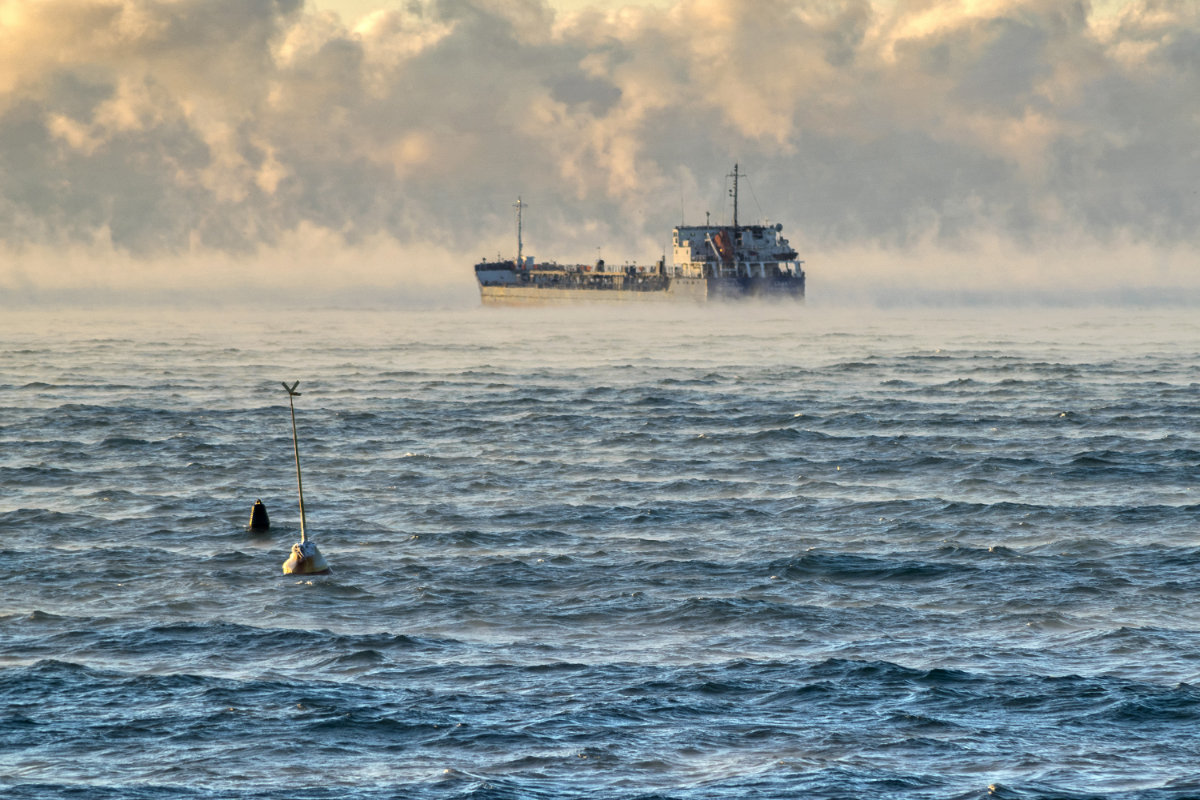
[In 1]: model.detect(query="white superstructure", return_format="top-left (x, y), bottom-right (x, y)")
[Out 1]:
top-left (671, 222), bottom-right (804, 281)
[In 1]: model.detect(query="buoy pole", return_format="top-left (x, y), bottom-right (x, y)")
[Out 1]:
top-left (284, 380), bottom-right (307, 543)
top-left (280, 381), bottom-right (330, 575)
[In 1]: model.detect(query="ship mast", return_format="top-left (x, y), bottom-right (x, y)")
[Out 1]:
top-left (728, 163), bottom-right (744, 228)
top-left (514, 196), bottom-right (525, 266)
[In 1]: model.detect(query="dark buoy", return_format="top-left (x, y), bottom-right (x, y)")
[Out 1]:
top-left (280, 381), bottom-right (331, 575)
top-left (247, 499), bottom-right (270, 531)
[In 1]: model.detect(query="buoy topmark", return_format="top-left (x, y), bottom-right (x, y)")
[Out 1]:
top-left (248, 499), bottom-right (270, 531)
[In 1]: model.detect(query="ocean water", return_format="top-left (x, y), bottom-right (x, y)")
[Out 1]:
top-left (2, 304), bottom-right (1199, 800)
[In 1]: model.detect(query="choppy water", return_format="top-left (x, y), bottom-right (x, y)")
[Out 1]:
top-left (2, 305), bottom-right (1199, 799)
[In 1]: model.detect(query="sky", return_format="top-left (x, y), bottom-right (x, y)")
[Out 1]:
top-left (0, 0), bottom-right (1197, 307)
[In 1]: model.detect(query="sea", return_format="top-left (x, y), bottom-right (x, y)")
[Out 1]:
top-left (2, 303), bottom-right (1199, 800)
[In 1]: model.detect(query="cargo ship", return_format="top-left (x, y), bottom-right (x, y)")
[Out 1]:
top-left (475, 165), bottom-right (806, 305)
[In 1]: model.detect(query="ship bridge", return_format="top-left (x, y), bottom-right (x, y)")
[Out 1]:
top-left (672, 223), bottom-right (804, 281)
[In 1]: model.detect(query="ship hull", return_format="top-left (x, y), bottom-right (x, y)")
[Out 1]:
top-left (480, 277), bottom-right (709, 306)
top-left (478, 276), bottom-right (804, 306)
top-left (706, 275), bottom-right (806, 300)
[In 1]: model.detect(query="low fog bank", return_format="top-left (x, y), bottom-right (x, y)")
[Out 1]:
top-left (5, 268), bottom-right (1197, 312)
top-left (3, 235), bottom-right (1195, 310)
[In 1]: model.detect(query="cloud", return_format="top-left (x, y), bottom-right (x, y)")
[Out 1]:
top-left (0, 0), bottom-right (1197, 303)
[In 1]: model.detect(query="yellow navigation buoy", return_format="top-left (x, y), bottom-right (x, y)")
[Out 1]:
top-left (280, 381), bottom-right (332, 576)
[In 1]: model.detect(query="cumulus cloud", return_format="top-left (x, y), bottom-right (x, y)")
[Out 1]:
top-left (0, 0), bottom-right (1197, 303)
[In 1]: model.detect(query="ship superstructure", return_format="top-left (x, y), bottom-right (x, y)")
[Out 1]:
top-left (475, 165), bottom-right (805, 305)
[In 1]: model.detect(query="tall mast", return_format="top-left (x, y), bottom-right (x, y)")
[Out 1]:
top-left (728, 163), bottom-right (743, 228)
top-left (282, 381), bottom-right (307, 544)
top-left (514, 196), bottom-right (525, 265)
